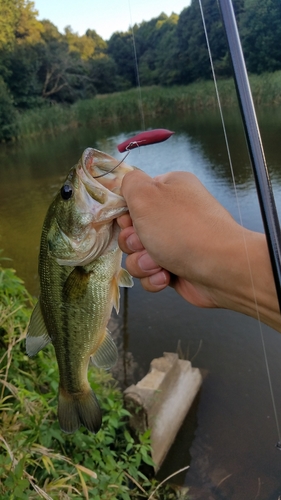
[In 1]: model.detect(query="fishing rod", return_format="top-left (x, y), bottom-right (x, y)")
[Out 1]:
top-left (217, 0), bottom-right (281, 312)
top-left (214, 0), bottom-right (281, 449)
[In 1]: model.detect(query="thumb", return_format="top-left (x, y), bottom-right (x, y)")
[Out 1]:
top-left (121, 169), bottom-right (153, 206)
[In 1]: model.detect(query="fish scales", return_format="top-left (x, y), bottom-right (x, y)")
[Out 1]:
top-left (26, 149), bottom-right (134, 434)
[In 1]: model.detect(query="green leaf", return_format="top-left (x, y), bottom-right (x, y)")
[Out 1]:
top-left (13, 479), bottom-right (30, 499)
top-left (14, 457), bottom-right (25, 479)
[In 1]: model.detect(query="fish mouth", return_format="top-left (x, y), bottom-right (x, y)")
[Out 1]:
top-left (52, 148), bottom-right (134, 265)
top-left (80, 148), bottom-right (135, 196)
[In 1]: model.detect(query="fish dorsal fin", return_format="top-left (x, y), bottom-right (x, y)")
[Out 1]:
top-left (26, 300), bottom-right (52, 357)
top-left (118, 268), bottom-right (134, 288)
top-left (90, 329), bottom-right (118, 370)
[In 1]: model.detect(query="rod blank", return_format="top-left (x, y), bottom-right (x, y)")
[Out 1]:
top-left (218, 0), bottom-right (281, 311)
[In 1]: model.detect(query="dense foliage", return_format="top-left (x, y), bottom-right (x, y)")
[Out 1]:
top-left (0, 256), bottom-right (188, 499)
top-left (0, 0), bottom-right (280, 140)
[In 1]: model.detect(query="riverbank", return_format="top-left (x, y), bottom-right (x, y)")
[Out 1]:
top-left (16, 71), bottom-right (281, 139)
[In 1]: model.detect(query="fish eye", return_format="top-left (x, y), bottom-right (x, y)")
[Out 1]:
top-left (60, 183), bottom-right (73, 200)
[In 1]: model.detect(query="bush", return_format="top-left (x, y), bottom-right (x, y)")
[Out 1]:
top-left (0, 77), bottom-right (18, 141)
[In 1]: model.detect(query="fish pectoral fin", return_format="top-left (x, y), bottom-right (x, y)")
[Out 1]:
top-left (90, 329), bottom-right (118, 370)
top-left (118, 268), bottom-right (134, 288)
top-left (112, 269), bottom-right (133, 314)
top-left (26, 300), bottom-right (52, 357)
top-left (112, 277), bottom-right (120, 313)
top-left (63, 267), bottom-right (90, 301)
top-left (58, 387), bottom-right (102, 434)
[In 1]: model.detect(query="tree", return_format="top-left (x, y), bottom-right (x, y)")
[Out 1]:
top-left (240, 0), bottom-right (281, 73)
top-left (3, 43), bottom-right (43, 108)
top-left (85, 29), bottom-right (107, 57)
top-left (0, 0), bottom-right (43, 49)
top-left (40, 19), bottom-right (62, 42)
top-left (0, 0), bottom-right (19, 49)
top-left (64, 26), bottom-right (107, 61)
top-left (87, 56), bottom-right (118, 94)
top-left (38, 37), bottom-right (91, 104)
top-left (107, 32), bottom-right (137, 89)
top-left (14, 0), bottom-right (43, 44)
top-left (0, 76), bottom-right (18, 140)
top-left (175, 0), bottom-right (231, 84)
top-left (135, 13), bottom-right (179, 85)
top-left (38, 23), bottom-right (107, 102)
top-left (145, 14), bottom-right (179, 86)
top-left (0, 0), bottom-right (45, 109)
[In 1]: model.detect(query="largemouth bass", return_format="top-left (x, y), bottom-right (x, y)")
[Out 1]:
top-left (26, 148), bottom-right (134, 434)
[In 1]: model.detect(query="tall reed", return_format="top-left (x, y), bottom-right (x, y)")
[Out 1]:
top-left (17, 72), bottom-right (281, 139)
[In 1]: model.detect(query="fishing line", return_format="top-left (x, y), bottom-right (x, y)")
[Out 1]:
top-left (92, 150), bottom-right (131, 178)
top-left (128, 0), bottom-right (146, 131)
top-left (198, 0), bottom-right (281, 445)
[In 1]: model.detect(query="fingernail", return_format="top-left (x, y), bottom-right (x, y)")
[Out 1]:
top-left (126, 233), bottom-right (143, 251)
top-left (149, 272), bottom-right (167, 286)
top-left (138, 253), bottom-right (161, 272)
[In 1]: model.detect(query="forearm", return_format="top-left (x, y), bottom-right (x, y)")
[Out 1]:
top-left (209, 229), bottom-right (281, 332)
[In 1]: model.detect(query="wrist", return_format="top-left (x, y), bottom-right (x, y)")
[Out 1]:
top-left (213, 229), bottom-right (281, 331)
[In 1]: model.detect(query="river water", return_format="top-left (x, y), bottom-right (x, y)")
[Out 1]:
top-left (1, 107), bottom-right (281, 499)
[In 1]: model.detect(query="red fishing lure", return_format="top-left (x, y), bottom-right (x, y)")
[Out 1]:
top-left (117, 129), bottom-right (174, 152)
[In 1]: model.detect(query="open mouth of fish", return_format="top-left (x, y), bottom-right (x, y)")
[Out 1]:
top-left (78, 148), bottom-right (135, 198)
top-left (52, 148), bottom-right (135, 267)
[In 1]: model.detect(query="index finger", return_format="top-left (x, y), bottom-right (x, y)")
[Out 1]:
top-left (117, 213), bottom-right (132, 230)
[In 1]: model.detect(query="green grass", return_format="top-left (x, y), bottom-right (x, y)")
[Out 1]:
top-left (0, 253), bottom-right (189, 500)
top-left (16, 71), bottom-right (281, 140)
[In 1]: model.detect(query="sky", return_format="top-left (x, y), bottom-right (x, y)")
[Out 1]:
top-left (33, 0), bottom-right (191, 40)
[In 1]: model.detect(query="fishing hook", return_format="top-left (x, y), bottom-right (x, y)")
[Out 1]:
top-left (92, 150), bottom-right (131, 179)
top-left (117, 129), bottom-right (174, 152)
top-left (92, 129), bottom-right (174, 179)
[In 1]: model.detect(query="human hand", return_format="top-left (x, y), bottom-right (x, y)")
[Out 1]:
top-left (117, 169), bottom-right (281, 331)
top-left (117, 169), bottom-right (242, 308)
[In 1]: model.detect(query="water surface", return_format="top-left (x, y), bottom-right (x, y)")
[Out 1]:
top-left (1, 107), bottom-right (281, 499)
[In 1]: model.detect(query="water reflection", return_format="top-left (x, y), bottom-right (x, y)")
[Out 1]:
top-left (1, 107), bottom-right (281, 499)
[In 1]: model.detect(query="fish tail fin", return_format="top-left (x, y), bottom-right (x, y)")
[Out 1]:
top-left (58, 387), bottom-right (102, 434)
